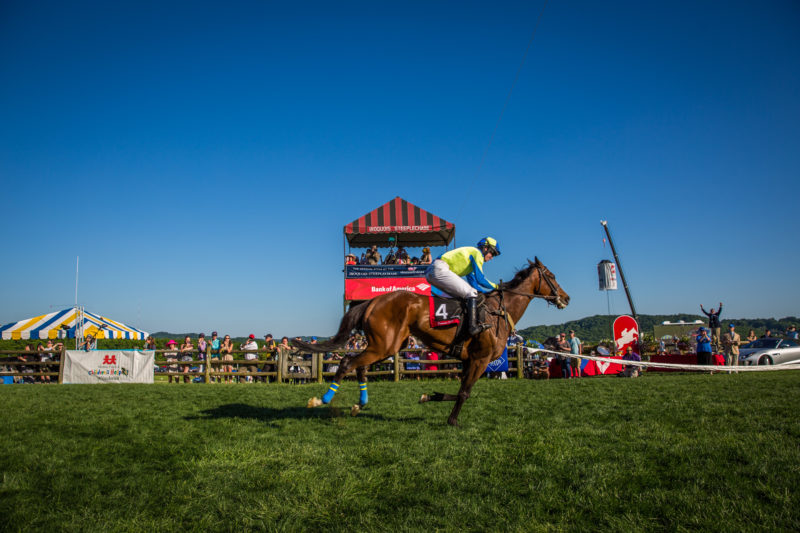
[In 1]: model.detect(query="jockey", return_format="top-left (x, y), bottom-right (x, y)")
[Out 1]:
top-left (425, 237), bottom-right (500, 336)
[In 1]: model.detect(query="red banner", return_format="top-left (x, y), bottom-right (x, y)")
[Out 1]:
top-left (613, 315), bottom-right (640, 355)
top-left (345, 278), bottom-right (431, 301)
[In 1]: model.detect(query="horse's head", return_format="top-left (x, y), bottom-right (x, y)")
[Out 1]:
top-left (529, 257), bottom-right (570, 309)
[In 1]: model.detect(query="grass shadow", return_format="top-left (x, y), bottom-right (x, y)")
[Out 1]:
top-left (188, 403), bottom-right (394, 426)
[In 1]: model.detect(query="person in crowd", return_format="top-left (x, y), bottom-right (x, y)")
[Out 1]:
top-left (746, 329), bottom-right (757, 343)
top-left (696, 327), bottom-right (713, 368)
top-left (700, 302), bottom-right (723, 349)
top-left (197, 333), bottom-right (207, 375)
top-left (507, 330), bottom-right (524, 346)
top-left (761, 329), bottom-right (773, 338)
top-left (165, 340), bottom-right (179, 383)
top-left (36, 343), bottom-right (51, 383)
top-left (179, 335), bottom-right (194, 383)
top-left (403, 337), bottom-right (421, 379)
top-left (383, 248), bottom-right (397, 264)
top-left (420, 247), bottom-right (432, 265)
top-left (557, 333), bottom-right (571, 379)
top-left (80, 334), bottom-right (97, 351)
top-left (345, 253), bottom-right (357, 265)
top-left (619, 346), bottom-right (642, 378)
top-left (721, 323), bottom-right (741, 373)
top-left (424, 350), bottom-right (439, 375)
top-left (208, 332), bottom-right (221, 382)
top-left (144, 336), bottom-right (156, 350)
top-left (786, 325), bottom-right (798, 339)
top-left (425, 237), bottom-right (500, 337)
top-left (241, 334), bottom-right (259, 383)
top-left (17, 345), bottom-right (35, 383)
top-left (260, 333), bottom-right (277, 381)
top-left (42, 339), bottom-right (61, 382)
top-left (365, 245), bottom-right (381, 265)
top-left (221, 335), bottom-right (234, 383)
top-left (658, 338), bottom-right (666, 355)
top-left (396, 246), bottom-right (409, 265)
top-left (568, 330), bottom-right (583, 378)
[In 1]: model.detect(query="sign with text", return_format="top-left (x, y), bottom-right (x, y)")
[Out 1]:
top-left (345, 278), bottom-right (431, 301)
top-left (345, 265), bottom-right (428, 279)
top-left (63, 350), bottom-right (154, 384)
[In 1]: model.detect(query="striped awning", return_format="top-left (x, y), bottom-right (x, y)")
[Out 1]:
top-left (0, 308), bottom-right (148, 340)
top-left (344, 197), bottom-right (455, 248)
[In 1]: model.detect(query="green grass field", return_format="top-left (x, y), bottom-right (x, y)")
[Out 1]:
top-left (1, 372), bottom-right (799, 532)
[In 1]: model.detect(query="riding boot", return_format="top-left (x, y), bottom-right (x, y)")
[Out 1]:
top-left (467, 297), bottom-right (489, 337)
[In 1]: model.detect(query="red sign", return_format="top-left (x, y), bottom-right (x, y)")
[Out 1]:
top-left (613, 315), bottom-right (640, 355)
top-left (345, 278), bottom-right (431, 301)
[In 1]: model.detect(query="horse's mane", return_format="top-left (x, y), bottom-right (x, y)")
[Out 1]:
top-left (497, 261), bottom-right (537, 292)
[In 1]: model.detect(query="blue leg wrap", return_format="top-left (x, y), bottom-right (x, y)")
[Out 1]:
top-left (321, 383), bottom-right (339, 404)
top-left (359, 382), bottom-right (368, 406)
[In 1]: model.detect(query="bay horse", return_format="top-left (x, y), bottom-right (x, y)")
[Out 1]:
top-left (294, 257), bottom-right (569, 426)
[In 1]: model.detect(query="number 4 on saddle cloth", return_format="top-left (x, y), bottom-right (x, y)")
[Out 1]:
top-left (428, 293), bottom-right (488, 330)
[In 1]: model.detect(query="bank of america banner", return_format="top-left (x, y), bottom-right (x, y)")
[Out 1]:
top-left (63, 350), bottom-right (154, 384)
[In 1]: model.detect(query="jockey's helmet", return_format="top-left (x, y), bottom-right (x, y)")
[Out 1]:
top-left (477, 237), bottom-right (501, 256)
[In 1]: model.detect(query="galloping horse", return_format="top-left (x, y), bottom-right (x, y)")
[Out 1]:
top-left (294, 257), bottom-right (569, 426)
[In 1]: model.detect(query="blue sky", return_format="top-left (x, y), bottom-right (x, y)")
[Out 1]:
top-left (1, 1), bottom-right (798, 337)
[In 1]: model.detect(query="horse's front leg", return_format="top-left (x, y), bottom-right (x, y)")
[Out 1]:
top-left (446, 357), bottom-right (490, 426)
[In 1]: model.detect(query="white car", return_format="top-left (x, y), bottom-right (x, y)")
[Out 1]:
top-left (739, 338), bottom-right (800, 365)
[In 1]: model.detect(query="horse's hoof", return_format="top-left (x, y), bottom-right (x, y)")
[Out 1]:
top-left (307, 397), bottom-right (323, 408)
top-left (350, 404), bottom-right (361, 417)
top-left (419, 394), bottom-right (429, 404)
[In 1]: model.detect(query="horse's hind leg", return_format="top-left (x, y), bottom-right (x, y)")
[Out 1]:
top-left (356, 366), bottom-right (368, 406)
top-left (307, 354), bottom-right (355, 408)
top-left (349, 366), bottom-right (369, 417)
top-left (308, 350), bottom-right (387, 410)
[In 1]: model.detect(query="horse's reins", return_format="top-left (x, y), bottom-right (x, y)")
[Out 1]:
top-left (491, 264), bottom-right (562, 331)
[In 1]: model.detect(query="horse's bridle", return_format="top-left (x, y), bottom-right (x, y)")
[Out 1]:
top-left (496, 264), bottom-right (563, 306)
top-left (489, 264), bottom-right (565, 332)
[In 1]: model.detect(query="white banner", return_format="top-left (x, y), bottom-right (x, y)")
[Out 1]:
top-left (63, 350), bottom-right (154, 384)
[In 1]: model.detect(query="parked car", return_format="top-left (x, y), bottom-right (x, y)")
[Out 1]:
top-left (739, 337), bottom-right (800, 365)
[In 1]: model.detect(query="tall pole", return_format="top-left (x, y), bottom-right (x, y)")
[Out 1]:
top-left (600, 220), bottom-right (638, 322)
top-left (75, 256), bottom-right (79, 308)
top-left (75, 256), bottom-right (80, 349)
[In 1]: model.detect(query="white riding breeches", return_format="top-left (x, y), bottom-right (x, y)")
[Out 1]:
top-left (425, 259), bottom-right (478, 299)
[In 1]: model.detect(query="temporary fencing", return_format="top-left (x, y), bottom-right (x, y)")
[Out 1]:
top-left (533, 346), bottom-right (800, 372)
top-left (4, 344), bottom-right (798, 385)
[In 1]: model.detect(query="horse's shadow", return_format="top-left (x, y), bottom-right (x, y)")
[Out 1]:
top-left (188, 403), bottom-right (397, 426)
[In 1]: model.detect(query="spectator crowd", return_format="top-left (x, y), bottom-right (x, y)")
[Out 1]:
top-left (3, 316), bottom-right (798, 384)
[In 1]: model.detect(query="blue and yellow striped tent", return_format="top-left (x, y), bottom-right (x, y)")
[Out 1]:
top-left (0, 308), bottom-right (148, 340)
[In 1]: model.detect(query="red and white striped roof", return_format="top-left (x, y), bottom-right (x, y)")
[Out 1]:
top-left (344, 197), bottom-right (455, 248)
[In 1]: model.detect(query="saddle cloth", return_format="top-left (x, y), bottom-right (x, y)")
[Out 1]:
top-left (428, 295), bottom-right (463, 328)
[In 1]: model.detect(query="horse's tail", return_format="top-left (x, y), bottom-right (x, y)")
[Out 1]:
top-left (292, 301), bottom-right (370, 353)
